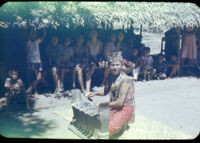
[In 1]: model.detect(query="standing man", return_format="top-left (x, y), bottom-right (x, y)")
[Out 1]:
top-left (89, 51), bottom-right (135, 137)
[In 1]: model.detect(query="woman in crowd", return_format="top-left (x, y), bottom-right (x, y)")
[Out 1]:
top-left (102, 33), bottom-right (117, 85)
top-left (56, 37), bottom-right (74, 91)
top-left (85, 30), bottom-right (103, 94)
top-left (167, 55), bottom-right (178, 78)
top-left (45, 36), bottom-right (63, 93)
top-left (72, 35), bottom-right (89, 94)
top-left (115, 31), bottom-right (126, 54)
top-left (180, 26), bottom-right (198, 74)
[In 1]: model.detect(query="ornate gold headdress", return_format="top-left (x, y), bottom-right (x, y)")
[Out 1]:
top-left (107, 51), bottom-right (123, 63)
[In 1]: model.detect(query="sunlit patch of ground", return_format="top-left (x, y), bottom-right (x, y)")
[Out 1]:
top-left (119, 112), bottom-right (192, 139)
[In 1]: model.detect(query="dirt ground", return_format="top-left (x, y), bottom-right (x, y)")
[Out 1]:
top-left (0, 76), bottom-right (200, 140)
top-left (1, 31), bottom-right (200, 140)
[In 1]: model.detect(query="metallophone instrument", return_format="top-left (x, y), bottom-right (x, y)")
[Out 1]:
top-left (67, 88), bottom-right (110, 139)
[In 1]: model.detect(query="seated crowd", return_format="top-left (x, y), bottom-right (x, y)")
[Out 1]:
top-left (4, 29), bottom-right (184, 101)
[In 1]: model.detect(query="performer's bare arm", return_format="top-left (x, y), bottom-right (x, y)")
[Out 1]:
top-left (89, 88), bottom-right (105, 97)
top-left (123, 61), bottom-right (135, 74)
top-left (109, 79), bottom-right (134, 109)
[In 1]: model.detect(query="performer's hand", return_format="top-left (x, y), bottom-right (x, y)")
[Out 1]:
top-left (126, 61), bottom-right (132, 66)
top-left (105, 61), bottom-right (108, 67)
top-left (88, 92), bottom-right (96, 98)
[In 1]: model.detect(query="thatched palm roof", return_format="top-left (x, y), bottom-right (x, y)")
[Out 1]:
top-left (0, 2), bottom-right (200, 32)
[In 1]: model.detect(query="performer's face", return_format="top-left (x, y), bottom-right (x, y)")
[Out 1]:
top-left (109, 61), bottom-right (122, 75)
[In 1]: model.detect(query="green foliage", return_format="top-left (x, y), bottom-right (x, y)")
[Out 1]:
top-left (0, 2), bottom-right (200, 32)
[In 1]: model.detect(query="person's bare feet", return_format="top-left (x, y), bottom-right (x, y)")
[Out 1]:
top-left (84, 91), bottom-right (91, 98)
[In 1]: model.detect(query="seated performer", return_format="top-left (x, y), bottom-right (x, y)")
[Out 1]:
top-left (89, 51), bottom-right (135, 137)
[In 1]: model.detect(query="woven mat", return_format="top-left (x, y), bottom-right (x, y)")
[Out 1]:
top-left (53, 107), bottom-right (74, 123)
top-left (53, 109), bottom-right (192, 139)
top-left (120, 113), bottom-right (192, 139)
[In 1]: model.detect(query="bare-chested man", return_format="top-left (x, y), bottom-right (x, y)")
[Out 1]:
top-left (89, 51), bottom-right (135, 137)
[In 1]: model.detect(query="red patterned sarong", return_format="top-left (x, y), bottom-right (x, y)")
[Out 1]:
top-left (108, 104), bottom-right (134, 136)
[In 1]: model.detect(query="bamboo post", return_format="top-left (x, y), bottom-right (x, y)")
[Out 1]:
top-left (176, 27), bottom-right (182, 73)
top-left (161, 37), bottom-right (165, 55)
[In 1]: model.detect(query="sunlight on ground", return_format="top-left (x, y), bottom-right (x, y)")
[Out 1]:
top-left (53, 108), bottom-right (193, 139)
top-left (1, 77), bottom-right (199, 139)
top-left (120, 112), bottom-right (192, 139)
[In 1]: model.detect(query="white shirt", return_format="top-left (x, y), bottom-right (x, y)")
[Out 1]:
top-left (141, 55), bottom-right (153, 70)
top-left (26, 39), bottom-right (42, 63)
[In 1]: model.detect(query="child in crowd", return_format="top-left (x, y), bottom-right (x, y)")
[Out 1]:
top-left (5, 70), bottom-right (29, 110)
top-left (26, 29), bottom-right (46, 96)
top-left (129, 48), bottom-right (143, 80)
top-left (167, 55), bottom-right (178, 78)
top-left (141, 47), bottom-right (156, 81)
top-left (154, 54), bottom-right (167, 79)
top-left (121, 59), bottom-right (136, 75)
